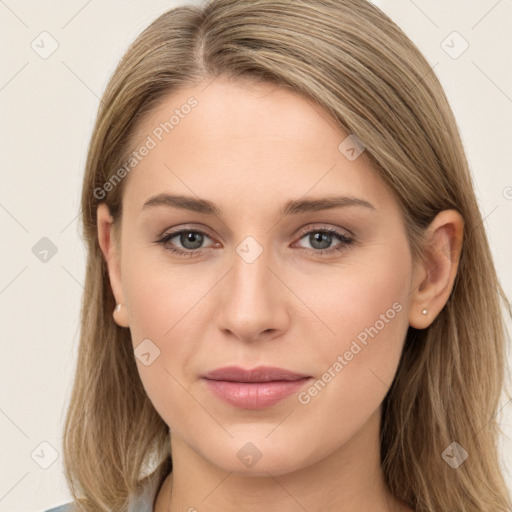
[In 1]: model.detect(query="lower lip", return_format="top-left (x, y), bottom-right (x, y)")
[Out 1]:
top-left (202, 378), bottom-right (311, 409)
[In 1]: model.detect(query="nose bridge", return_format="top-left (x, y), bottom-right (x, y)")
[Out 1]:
top-left (216, 234), bottom-right (288, 340)
top-left (232, 237), bottom-right (272, 297)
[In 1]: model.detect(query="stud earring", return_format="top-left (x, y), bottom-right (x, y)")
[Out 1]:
top-left (421, 309), bottom-right (428, 315)
top-left (114, 304), bottom-right (122, 313)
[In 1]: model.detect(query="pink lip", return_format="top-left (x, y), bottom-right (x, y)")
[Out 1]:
top-left (201, 366), bottom-right (311, 409)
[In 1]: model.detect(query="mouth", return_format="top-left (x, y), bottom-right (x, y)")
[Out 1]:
top-left (201, 366), bottom-right (312, 409)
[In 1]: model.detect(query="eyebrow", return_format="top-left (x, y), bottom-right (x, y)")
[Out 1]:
top-left (142, 193), bottom-right (376, 216)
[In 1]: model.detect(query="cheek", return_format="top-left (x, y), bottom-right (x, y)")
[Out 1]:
top-left (295, 240), bottom-right (412, 415)
top-left (122, 244), bottom-right (202, 342)
top-left (120, 249), bottom-right (212, 421)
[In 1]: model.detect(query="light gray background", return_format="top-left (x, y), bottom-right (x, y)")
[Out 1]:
top-left (0, 0), bottom-right (511, 510)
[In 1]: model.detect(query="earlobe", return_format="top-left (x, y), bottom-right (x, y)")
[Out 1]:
top-left (112, 303), bottom-right (129, 328)
top-left (96, 203), bottom-right (130, 328)
top-left (408, 209), bottom-right (464, 329)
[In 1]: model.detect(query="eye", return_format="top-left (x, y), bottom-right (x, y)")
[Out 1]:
top-left (155, 229), bottom-right (216, 257)
top-left (294, 227), bottom-right (354, 256)
top-left (155, 226), bottom-right (354, 257)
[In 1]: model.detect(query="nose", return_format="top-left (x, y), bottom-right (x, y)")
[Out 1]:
top-left (216, 245), bottom-right (290, 343)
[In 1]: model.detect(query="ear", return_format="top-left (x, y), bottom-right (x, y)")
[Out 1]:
top-left (408, 209), bottom-right (464, 329)
top-left (97, 203), bottom-right (130, 328)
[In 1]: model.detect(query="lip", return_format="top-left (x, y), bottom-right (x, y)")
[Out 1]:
top-left (201, 366), bottom-right (312, 409)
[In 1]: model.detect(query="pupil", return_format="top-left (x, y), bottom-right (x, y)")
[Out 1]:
top-left (311, 232), bottom-right (331, 250)
top-left (181, 232), bottom-right (203, 250)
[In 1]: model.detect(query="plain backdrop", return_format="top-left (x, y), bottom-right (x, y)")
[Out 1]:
top-left (0, 0), bottom-right (511, 510)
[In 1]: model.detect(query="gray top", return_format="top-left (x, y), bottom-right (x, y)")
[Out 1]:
top-left (43, 470), bottom-right (162, 512)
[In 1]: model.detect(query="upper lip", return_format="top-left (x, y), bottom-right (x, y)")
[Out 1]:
top-left (202, 366), bottom-right (310, 383)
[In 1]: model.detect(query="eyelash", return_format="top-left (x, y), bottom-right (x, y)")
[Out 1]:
top-left (155, 226), bottom-right (354, 258)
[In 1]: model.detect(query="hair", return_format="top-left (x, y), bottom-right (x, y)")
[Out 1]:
top-left (62, 0), bottom-right (512, 510)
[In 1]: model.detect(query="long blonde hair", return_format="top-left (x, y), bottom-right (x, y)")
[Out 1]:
top-left (63, 0), bottom-right (512, 510)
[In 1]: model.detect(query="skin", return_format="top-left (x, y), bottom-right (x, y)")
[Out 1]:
top-left (97, 77), bottom-right (463, 512)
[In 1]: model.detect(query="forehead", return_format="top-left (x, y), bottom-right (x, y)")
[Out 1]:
top-left (120, 77), bottom-right (393, 215)
top-left (133, 77), bottom-right (340, 148)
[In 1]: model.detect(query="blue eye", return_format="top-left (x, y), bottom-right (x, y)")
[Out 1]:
top-left (155, 227), bottom-right (354, 257)
top-left (155, 229), bottom-right (215, 257)
top-left (295, 227), bottom-right (354, 255)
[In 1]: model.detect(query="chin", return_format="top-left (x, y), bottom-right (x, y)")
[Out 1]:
top-left (200, 436), bottom-right (317, 477)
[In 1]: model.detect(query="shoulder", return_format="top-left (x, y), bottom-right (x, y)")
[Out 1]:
top-left (41, 468), bottom-right (165, 512)
top-left (43, 503), bottom-right (74, 512)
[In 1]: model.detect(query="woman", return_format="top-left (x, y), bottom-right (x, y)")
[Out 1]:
top-left (45, 0), bottom-right (512, 510)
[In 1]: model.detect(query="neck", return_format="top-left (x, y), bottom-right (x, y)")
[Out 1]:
top-left (155, 408), bottom-right (411, 512)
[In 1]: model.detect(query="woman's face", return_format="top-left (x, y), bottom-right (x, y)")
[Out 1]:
top-left (99, 77), bottom-right (419, 476)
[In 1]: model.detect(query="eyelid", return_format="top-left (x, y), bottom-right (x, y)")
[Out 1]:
top-left (295, 222), bottom-right (354, 239)
top-left (156, 223), bottom-right (213, 239)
